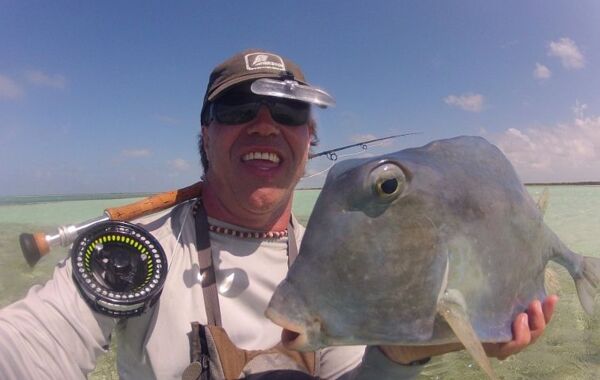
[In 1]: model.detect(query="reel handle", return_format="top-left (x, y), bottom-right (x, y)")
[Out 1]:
top-left (105, 181), bottom-right (203, 220)
top-left (19, 232), bottom-right (50, 267)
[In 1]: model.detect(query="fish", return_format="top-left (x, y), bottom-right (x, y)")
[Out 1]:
top-left (266, 136), bottom-right (600, 379)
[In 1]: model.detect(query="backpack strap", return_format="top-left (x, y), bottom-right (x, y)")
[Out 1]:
top-left (287, 217), bottom-right (299, 267)
top-left (193, 201), bottom-right (222, 327)
top-left (189, 201), bottom-right (318, 379)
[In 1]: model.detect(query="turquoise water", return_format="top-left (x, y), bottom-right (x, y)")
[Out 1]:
top-left (0, 187), bottom-right (599, 379)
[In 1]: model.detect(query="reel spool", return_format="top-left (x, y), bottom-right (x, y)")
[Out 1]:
top-left (71, 221), bottom-right (167, 317)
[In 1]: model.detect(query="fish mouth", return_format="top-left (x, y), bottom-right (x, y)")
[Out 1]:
top-left (265, 307), bottom-right (320, 351)
top-left (281, 328), bottom-right (301, 347)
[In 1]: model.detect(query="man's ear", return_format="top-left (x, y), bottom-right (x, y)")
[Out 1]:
top-left (307, 119), bottom-right (317, 150)
top-left (202, 126), bottom-right (210, 153)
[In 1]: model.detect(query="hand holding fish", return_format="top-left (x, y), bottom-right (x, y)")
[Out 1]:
top-left (485, 295), bottom-right (558, 360)
top-left (378, 295), bottom-right (559, 364)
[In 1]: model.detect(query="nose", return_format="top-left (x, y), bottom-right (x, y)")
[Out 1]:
top-left (246, 105), bottom-right (280, 136)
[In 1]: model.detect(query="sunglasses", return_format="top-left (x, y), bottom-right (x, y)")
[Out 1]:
top-left (209, 91), bottom-right (310, 126)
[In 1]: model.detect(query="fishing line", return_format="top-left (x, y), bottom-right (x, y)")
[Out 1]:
top-left (302, 162), bottom-right (336, 179)
top-left (176, 201), bottom-right (206, 284)
top-left (302, 141), bottom-right (394, 180)
top-left (175, 200), bottom-right (193, 257)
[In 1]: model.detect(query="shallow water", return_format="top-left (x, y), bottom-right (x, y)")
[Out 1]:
top-left (0, 187), bottom-right (599, 379)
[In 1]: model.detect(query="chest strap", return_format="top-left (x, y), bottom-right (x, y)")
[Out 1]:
top-left (193, 200), bottom-right (299, 327)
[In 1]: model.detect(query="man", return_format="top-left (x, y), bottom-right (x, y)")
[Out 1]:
top-left (0, 49), bottom-right (556, 379)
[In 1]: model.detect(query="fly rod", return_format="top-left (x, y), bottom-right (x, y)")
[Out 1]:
top-left (19, 132), bottom-right (418, 266)
top-left (19, 182), bottom-right (203, 266)
top-left (309, 132), bottom-right (421, 161)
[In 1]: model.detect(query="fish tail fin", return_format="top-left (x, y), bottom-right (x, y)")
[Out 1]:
top-left (574, 255), bottom-right (600, 315)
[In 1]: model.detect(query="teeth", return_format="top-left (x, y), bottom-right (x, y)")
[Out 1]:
top-left (242, 152), bottom-right (281, 163)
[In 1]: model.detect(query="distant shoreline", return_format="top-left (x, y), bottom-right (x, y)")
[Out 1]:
top-left (299, 182), bottom-right (600, 190)
top-left (0, 193), bottom-right (155, 206)
top-left (3, 182), bottom-right (600, 199)
top-left (523, 181), bottom-right (600, 186)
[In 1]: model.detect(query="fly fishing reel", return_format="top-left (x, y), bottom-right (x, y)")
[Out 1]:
top-left (71, 221), bottom-right (167, 317)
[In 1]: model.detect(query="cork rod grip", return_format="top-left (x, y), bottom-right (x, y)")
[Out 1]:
top-left (105, 181), bottom-right (203, 221)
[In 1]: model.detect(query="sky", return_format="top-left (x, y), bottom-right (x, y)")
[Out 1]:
top-left (1, 1), bottom-right (599, 196)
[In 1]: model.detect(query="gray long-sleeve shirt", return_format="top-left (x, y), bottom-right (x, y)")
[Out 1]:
top-left (0, 201), bottom-right (424, 379)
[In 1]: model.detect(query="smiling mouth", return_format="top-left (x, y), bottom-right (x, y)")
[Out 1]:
top-left (242, 151), bottom-right (281, 164)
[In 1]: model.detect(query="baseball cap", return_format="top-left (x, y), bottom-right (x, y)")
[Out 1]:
top-left (200, 49), bottom-right (334, 125)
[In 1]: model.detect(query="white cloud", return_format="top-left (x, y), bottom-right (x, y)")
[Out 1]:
top-left (0, 74), bottom-right (24, 100)
top-left (168, 158), bottom-right (191, 171)
top-left (122, 148), bottom-right (151, 158)
top-left (548, 38), bottom-right (585, 70)
top-left (572, 100), bottom-right (587, 119)
top-left (24, 70), bottom-right (67, 89)
top-left (494, 110), bottom-right (600, 182)
top-left (444, 93), bottom-right (484, 112)
top-left (533, 63), bottom-right (551, 80)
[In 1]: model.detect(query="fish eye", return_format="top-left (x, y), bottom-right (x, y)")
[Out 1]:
top-left (370, 163), bottom-right (406, 201)
top-left (380, 178), bottom-right (398, 194)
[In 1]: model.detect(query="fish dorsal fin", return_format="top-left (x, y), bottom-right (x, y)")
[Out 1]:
top-left (536, 187), bottom-right (550, 216)
top-left (535, 188), bottom-right (563, 295)
top-left (437, 289), bottom-right (499, 380)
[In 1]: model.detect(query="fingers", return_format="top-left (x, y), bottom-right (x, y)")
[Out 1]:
top-left (526, 300), bottom-right (544, 343)
top-left (489, 295), bottom-right (559, 361)
top-left (541, 295), bottom-right (559, 324)
top-left (494, 313), bottom-right (531, 360)
top-left (528, 295), bottom-right (558, 343)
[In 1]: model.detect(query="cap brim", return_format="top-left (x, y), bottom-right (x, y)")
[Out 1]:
top-left (207, 73), bottom-right (307, 102)
top-left (251, 78), bottom-right (335, 108)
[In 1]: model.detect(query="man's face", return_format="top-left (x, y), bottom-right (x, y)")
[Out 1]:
top-left (202, 86), bottom-right (312, 219)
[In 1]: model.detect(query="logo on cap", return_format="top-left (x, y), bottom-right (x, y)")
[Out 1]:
top-left (245, 53), bottom-right (286, 72)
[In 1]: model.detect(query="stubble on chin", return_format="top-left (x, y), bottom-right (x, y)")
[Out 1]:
top-left (243, 186), bottom-right (293, 214)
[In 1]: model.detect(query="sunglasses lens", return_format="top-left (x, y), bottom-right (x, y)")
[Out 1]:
top-left (270, 99), bottom-right (310, 126)
top-left (214, 102), bottom-right (258, 125)
top-left (213, 92), bottom-right (259, 124)
top-left (212, 91), bottom-right (310, 126)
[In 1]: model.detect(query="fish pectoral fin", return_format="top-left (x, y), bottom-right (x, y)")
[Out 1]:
top-left (437, 289), bottom-right (499, 380)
